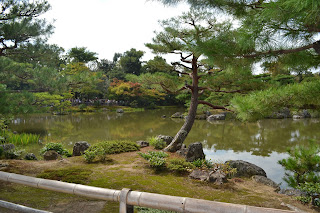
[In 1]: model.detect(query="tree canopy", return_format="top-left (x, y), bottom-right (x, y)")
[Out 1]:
top-left (0, 0), bottom-right (53, 56)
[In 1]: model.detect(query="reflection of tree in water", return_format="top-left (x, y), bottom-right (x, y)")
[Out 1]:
top-left (189, 119), bottom-right (320, 156)
top-left (10, 111), bottom-right (320, 157)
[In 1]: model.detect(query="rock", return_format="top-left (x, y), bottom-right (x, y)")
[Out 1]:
top-left (0, 143), bottom-right (15, 151)
top-left (301, 109), bottom-right (311, 118)
top-left (185, 142), bottom-right (205, 162)
top-left (207, 114), bottom-right (226, 122)
top-left (176, 148), bottom-right (187, 157)
top-left (189, 169), bottom-right (227, 184)
top-left (161, 115), bottom-right (166, 118)
top-left (44, 150), bottom-right (60, 161)
top-left (209, 170), bottom-right (227, 185)
top-left (189, 169), bottom-right (210, 181)
top-left (279, 189), bottom-right (306, 197)
top-left (171, 112), bottom-right (184, 118)
top-left (73, 141), bottom-right (90, 156)
top-left (252, 175), bottom-right (280, 191)
top-left (136, 140), bottom-right (149, 148)
top-left (270, 108), bottom-right (291, 119)
top-left (156, 135), bottom-right (173, 145)
top-left (25, 153), bottom-right (38, 160)
top-left (116, 108), bottom-right (124, 113)
top-left (227, 160), bottom-right (267, 178)
top-left (293, 115), bottom-right (303, 119)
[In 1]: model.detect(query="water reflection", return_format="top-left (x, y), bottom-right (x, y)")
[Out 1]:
top-left (10, 109), bottom-right (320, 186)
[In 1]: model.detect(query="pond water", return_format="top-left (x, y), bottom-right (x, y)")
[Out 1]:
top-left (9, 108), bottom-right (320, 187)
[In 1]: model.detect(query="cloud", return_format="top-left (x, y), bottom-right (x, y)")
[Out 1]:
top-left (43, 0), bottom-right (189, 61)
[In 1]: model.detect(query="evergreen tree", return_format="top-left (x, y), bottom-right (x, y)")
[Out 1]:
top-left (145, 9), bottom-right (254, 151)
top-left (0, 0), bottom-right (53, 56)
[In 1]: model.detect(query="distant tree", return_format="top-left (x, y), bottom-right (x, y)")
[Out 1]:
top-left (67, 47), bottom-right (98, 63)
top-left (143, 56), bottom-right (173, 74)
top-left (0, 0), bottom-right (53, 56)
top-left (119, 48), bottom-right (144, 75)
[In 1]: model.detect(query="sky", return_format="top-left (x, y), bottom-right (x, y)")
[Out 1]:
top-left (43, 0), bottom-right (189, 62)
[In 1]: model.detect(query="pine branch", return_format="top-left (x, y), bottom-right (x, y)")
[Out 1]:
top-left (198, 100), bottom-right (233, 112)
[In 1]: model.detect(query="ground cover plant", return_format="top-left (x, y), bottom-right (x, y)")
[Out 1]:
top-left (40, 142), bottom-right (71, 157)
top-left (84, 140), bottom-right (140, 163)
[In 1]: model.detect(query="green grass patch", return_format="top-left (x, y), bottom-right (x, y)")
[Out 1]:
top-left (37, 167), bottom-right (92, 184)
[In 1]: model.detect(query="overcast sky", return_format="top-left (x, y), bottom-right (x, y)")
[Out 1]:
top-left (43, 0), bottom-right (189, 62)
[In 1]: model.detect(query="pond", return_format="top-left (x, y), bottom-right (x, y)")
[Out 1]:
top-left (9, 108), bottom-right (320, 187)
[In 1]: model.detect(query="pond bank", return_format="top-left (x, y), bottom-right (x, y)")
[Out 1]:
top-left (0, 147), bottom-right (317, 213)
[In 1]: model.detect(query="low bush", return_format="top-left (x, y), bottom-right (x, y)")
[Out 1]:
top-left (192, 158), bottom-right (213, 169)
top-left (149, 157), bottom-right (166, 170)
top-left (167, 158), bottom-right (195, 173)
top-left (297, 182), bottom-right (320, 206)
top-left (40, 142), bottom-right (71, 157)
top-left (139, 151), bottom-right (168, 171)
top-left (4, 149), bottom-right (24, 159)
top-left (148, 137), bottom-right (166, 150)
top-left (84, 140), bottom-right (140, 163)
top-left (138, 151), bottom-right (168, 160)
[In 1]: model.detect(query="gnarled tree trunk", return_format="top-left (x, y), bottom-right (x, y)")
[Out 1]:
top-left (164, 56), bottom-right (199, 152)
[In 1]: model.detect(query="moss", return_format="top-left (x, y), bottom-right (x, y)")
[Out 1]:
top-left (37, 167), bottom-right (92, 184)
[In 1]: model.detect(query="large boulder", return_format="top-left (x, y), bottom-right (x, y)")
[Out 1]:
top-left (185, 142), bottom-right (205, 162)
top-left (136, 140), bottom-right (149, 148)
top-left (44, 150), bottom-right (60, 161)
top-left (73, 141), bottom-right (90, 156)
top-left (252, 175), bottom-right (280, 191)
top-left (227, 160), bottom-right (267, 178)
top-left (156, 135), bottom-right (173, 145)
top-left (207, 114), bottom-right (226, 122)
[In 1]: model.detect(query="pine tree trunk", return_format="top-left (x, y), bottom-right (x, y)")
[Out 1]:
top-left (164, 56), bottom-right (199, 152)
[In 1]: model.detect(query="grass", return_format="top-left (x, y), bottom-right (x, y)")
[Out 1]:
top-left (2, 132), bottom-right (40, 145)
top-left (0, 147), bottom-right (317, 213)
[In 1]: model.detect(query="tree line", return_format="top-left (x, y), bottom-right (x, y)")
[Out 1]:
top-left (1, 0), bottom-right (320, 151)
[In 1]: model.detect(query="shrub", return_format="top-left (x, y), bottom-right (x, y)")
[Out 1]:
top-left (192, 159), bottom-right (213, 169)
top-left (4, 149), bottom-right (24, 159)
top-left (297, 182), bottom-right (320, 206)
top-left (139, 151), bottom-right (168, 160)
top-left (278, 140), bottom-right (320, 188)
top-left (84, 145), bottom-right (106, 163)
top-left (40, 142), bottom-right (70, 156)
top-left (0, 146), bottom-right (3, 157)
top-left (167, 158), bottom-right (195, 173)
top-left (148, 137), bottom-right (166, 150)
top-left (149, 157), bottom-right (166, 170)
top-left (139, 151), bottom-right (169, 171)
top-left (84, 140), bottom-right (140, 163)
